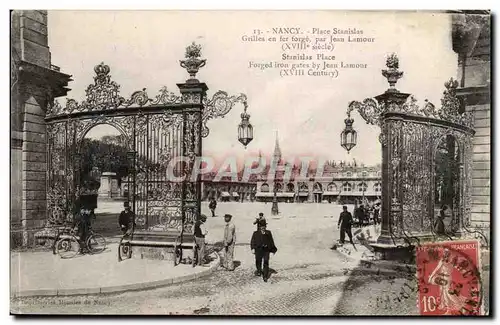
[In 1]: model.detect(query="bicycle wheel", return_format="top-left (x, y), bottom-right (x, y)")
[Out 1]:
top-left (56, 236), bottom-right (80, 259)
top-left (86, 234), bottom-right (106, 254)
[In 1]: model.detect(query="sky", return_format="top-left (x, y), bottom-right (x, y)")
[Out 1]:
top-left (48, 11), bottom-right (458, 166)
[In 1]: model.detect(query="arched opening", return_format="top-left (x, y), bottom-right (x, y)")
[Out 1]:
top-left (78, 124), bottom-right (131, 212)
top-left (274, 182), bottom-right (283, 192)
top-left (434, 134), bottom-right (462, 234)
top-left (327, 183), bottom-right (337, 192)
top-left (286, 183), bottom-right (295, 192)
top-left (260, 183), bottom-right (270, 192)
top-left (313, 182), bottom-right (323, 202)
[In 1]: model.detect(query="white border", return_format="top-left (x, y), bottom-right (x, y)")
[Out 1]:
top-left (2, 1), bottom-right (497, 325)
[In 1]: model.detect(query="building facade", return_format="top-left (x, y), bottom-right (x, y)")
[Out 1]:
top-left (451, 11), bottom-right (490, 241)
top-left (255, 165), bottom-right (382, 204)
top-left (200, 133), bottom-right (382, 204)
top-left (11, 10), bottom-right (71, 246)
top-left (201, 179), bottom-right (257, 202)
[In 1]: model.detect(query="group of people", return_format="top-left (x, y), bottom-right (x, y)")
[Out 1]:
top-left (353, 203), bottom-right (381, 227)
top-left (193, 211), bottom-right (278, 282)
top-left (336, 204), bottom-right (379, 246)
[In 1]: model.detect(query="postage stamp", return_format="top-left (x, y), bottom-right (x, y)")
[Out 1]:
top-left (416, 240), bottom-right (482, 316)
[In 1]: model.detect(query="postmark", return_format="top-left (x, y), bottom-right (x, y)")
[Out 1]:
top-left (416, 240), bottom-right (482, 315)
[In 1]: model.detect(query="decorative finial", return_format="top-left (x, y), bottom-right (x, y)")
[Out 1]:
top-left (94, 62), bottom-right (110, 77)
top-left (385, 53), bottom-right (399, 69)
top-left (93, 62), bottom-right (111, 84)
top-left (444, 77), bottom-right (459, 90)
top-left (382, 53), bottom-right (404, 93)
top-left (180, 42), bottom-right (207, 83)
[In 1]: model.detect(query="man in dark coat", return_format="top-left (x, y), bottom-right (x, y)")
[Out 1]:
top-left (118, 201), bottom-right (135, 235)
top-left (250, 219), bottom-right (277, 282)
top-left (338, 205), bottom-right (355, 246)
top-left (253, 212), bottom-right (266, 230)
top-left (355, 204), bottom-right (365, 227)
top-left (209, 198), bottom-right (217, 217)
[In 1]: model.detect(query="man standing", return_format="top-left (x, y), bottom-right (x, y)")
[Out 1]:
top-left (253, 212), bottom-right (266, 230)
top-left (194, 214), bottom-right (209, 267)
top-left (223, 214), bottom-right (236, 271)
top-left (338, 205), bottom-right (355, 246)
top-left (118, 201), bottom-right (135, 235)
top-left (373, 203), bottom-right (380, 225)
top-left (209, 198), bottom-right (217, 217)
top-left (355, 204), bottom-right (365, 227)
top-left (251, 220), bottom-right (278, 282)
top-left (78, 207), bottom-right (92, 251)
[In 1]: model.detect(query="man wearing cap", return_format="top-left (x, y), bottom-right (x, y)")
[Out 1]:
top-left (118, 201), bottom-right (135, 235)
top-left (209, 198), bottom-right (217, 217)
top-left (338, 205), bottom-right (354, 245)
top-left (222, 214), bottom-right (236, 271)
top-left (253, 212), bottom-right (266, 230)
top-left (251, 219), bottom-right (277, 282)
top-left (194, 214), bottom-right (209, 267)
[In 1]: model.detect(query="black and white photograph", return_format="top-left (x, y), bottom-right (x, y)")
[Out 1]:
top-left (9, 9), bottom-right (491, 316)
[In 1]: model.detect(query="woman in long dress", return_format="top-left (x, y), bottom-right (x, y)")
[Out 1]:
top-left (427, 249), bottom-right (468, 314)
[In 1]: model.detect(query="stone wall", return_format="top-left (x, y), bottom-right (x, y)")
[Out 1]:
top-left (452, 14), bottom-right (490, 243)
top-left (468, 103), bottom-right (490, 227)
top-left (18, 10), bottom-right (50, 68)
top-left (11, 10), bottom-right (70, 247)
top-left (22, 96), bottom-right (48, 235)
top-left (11, 146), bottom-right (22, 226)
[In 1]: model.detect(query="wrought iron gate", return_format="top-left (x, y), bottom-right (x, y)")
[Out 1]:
top-left (344, 54), bottom-right (476, 246)
top-left (45, 44), bottom-right (250, 234)
top-left (45, 64), bottom-right (202, 234)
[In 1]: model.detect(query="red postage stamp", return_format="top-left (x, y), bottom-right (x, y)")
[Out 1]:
top-left (416, 240), bottom-right (482, 316)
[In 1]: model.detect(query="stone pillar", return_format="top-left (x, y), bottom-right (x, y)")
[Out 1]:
top-left (11, 10), bottom-right (71, 246)
top-left (177, 79), bottom-right (208, 228)
top-left (22, 96), bottom-right (48, 235)
top-left (307, 181), bottom-right (314, 203)
top-left (374, 91), bottom-right (410, 247)
top-left (110, 178), bottom-right (119, 197)
top-left (99, 172), bottom-right (117, 198)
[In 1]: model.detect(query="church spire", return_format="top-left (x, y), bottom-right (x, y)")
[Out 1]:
top-left (273, 130), bottom-right (282, 162)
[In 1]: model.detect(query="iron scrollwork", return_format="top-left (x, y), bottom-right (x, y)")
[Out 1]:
top-left (46, 63), bottom-right (184, 118)
top-left (201, 91), bottom-right (248, 137)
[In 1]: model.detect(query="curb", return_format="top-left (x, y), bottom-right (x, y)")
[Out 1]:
top-left (334, 245), bottom-right (417, 273)
top-left (11, 252), bottom-right (220, 298)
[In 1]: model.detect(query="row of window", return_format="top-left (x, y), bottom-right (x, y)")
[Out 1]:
top-left (343, 171), bottom-right (381, 178)
top-left (260, 182), bottom-right (382, 192)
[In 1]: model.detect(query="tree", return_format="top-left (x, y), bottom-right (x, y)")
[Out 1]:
top-left (79, 136), bottom-right (130, 188)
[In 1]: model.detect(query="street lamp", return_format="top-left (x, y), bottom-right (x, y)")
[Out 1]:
top-left (271, 183), bottom-right (279, 216)
top-left (238, 101), bottom-right (253, 148)
top-left (340, 112), bottom-right (357, 153)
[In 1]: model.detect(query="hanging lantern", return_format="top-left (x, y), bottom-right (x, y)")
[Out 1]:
top-left (340, 114), bottom-right (357, 153)
top-left (238, 101), bottom-right (253, 148)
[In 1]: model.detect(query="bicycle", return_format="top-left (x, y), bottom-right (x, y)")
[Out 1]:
top-left (55, 220), bottom-right (106, 259)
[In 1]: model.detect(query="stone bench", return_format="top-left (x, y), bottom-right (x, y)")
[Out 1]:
top-left (118, 230), bottom-right (196, 266)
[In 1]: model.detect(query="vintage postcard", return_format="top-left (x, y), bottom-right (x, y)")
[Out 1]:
top-left (10, 10), bottom-right (491, 316)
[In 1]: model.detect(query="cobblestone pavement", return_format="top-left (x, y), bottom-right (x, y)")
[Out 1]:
top-left (11, 202), bottom-right (490, 315)
top-left (11, 247), bottom-right (421, 315)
